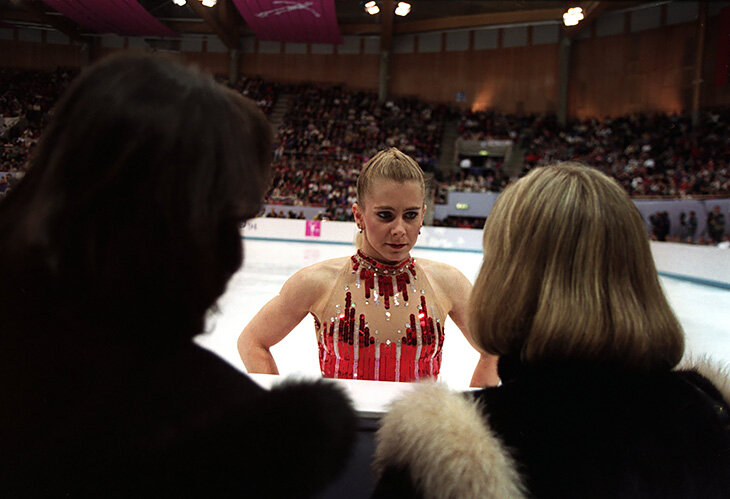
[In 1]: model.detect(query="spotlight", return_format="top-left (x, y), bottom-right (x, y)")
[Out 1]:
top-left (201, 0), bottom-right (217, 7)
top-left (394, 2), bottom-right (411, 17)
top-left (172, 0), bottom-right (186, 5)
top-left (563, 7), bottom-right (584, 27)
top-left (364, 1), bottom-right (380, 15)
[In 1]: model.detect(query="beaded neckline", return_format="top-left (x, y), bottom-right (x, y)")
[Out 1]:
top-left (352, 250), bottom-right (414, 276)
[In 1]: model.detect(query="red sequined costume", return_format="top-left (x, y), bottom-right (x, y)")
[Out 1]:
top-left (314, 250), bottom-right (445, 382)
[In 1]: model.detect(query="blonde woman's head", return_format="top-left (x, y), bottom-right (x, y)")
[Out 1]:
top-left (469, 163), bottom-right (683, 371)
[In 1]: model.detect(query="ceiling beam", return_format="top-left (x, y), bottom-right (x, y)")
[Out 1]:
top-left (380, 0), bottom-right (393, 52)
top-left (165, 20), bottom-right (216, 34)
top-left (341, 8), bottom-right (568, 37)
top-left (10, 0), bottom-right (86, 43)
top-left (340, 22), bottom-right (379, 35)
top-left (392, 8), bottom-right (566, 35)
top-left (217, 0), bottom-right (243, 34)
top-left (186, 0), bottom-right (239, 50)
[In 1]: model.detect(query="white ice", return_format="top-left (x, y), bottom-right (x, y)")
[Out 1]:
top-left (197, 239), bottom-right (730, 391)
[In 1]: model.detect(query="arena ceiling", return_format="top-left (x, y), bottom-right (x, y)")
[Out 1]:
top-left (1, 0), bottom-right (648, 46)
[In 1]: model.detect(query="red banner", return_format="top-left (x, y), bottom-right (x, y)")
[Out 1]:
top-left (233, 0), bottom-right (342, 44)
top-left (42, 0), bottom-right (177, 37)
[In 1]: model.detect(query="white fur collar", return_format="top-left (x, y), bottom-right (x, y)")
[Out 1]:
top-left (373, 382), bottom-right (526, 499)
top-left (682, 357), bottom-right (730, 407)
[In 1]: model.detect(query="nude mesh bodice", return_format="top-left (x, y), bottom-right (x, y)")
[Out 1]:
top-left (314, 251), bottom-right (445, 382)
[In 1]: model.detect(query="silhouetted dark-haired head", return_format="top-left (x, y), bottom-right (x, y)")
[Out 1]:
top-left (0, 53), bottom-right (272, 343)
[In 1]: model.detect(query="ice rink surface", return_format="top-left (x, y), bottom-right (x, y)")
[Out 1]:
top-left (197, 239), bottom-right (730, 390)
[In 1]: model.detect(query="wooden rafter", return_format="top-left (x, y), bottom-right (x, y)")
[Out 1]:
top-left (217, 0), bottom-right (243, 35)
top-left (393, 7), bottom-right (565, 35)
top-left (339, 23), bottom-right (379, 35)
top-left (165, 20), bottom-right (215, 35)
top-left (341, 7), bottom-right (567, 36)
top-left (10, 0), bottom-right (86, 43)
top-left (186, 0), bottom-right (239, 50)
top-left (380, 0), bottom-right (393, 51)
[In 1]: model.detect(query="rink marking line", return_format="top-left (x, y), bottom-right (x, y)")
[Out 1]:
top-left (241, 236), bottom-right (730, 291)
top-left (657, 272), bottom-right (730, 291)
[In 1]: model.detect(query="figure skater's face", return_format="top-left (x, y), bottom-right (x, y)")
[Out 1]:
top-left (353, 179), bottom-right (425, 264)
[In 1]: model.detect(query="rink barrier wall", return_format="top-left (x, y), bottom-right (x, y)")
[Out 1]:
top-left (241, 218), bottom-right (730, 289)
top-left (262, 197), bottom-right (730, 242)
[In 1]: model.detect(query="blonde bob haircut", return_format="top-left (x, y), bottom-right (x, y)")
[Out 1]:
top-left (470, 163), bottom-right (683, 371)
top-left (356, 147), bottom-right (426, 205)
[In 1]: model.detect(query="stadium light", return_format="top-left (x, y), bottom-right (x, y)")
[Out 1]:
top-left (364, 1), bottom-right (380, 15)
top-left (394, 2), bottom-right (411, 17)
top-left (563, 7), bottom-right (584, 27)
top-left (364, 1), bottom-right (411, 17)
top-left (172, 0), bottom-right (186, 5)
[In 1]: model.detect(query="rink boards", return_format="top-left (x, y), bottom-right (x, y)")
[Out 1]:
top-left (242, 217), bottom-right (730, 288)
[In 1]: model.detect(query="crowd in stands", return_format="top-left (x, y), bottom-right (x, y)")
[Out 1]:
top-left (457, 109), bottom-right (532, 141)
top-left (457, 109), bottom-right (730, 199)
top-left (265, 154), bottom-right (360, 221)
top-left (432, 215), bottom-right (486, 229)
top-left (1, 67), bottom-right (728, 243)
top-left (433, 164), bottom-right (509, 204)
top-left (1, 68), bottom-right (75, 198)
top-left (232, 75), bottom-right (281, 115)
top-left (277, 83), bottom-right (446, 166)
top-left (519, 111), bottom-right (730, 198)
top-left (263, 82), bottom-right (448, 221)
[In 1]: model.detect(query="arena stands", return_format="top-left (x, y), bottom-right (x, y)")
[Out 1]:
top-left (1, 69), bottom-right (728, 241)
top-left (233, 75), bottom-right (281, 116)
top-left (0, 68), bottom-right (75, 199)
top-left (265, 82), bottom-right (448, 221)
top-left (519, 111), bottom-right (730, 198)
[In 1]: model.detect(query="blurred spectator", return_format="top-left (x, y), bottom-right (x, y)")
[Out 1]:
top-left (679, 212), bottom-right (688, 241)
top-left (649, 211), bottom-right (670, 241)
top-left (707, 205), bottom-right (726, 244)
top-left (687, 211), bottom-right (698, 242)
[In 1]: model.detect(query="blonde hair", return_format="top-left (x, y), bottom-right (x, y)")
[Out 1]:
top-left (356, 148), bottom-right (426, 205)
top-left (469, 163), bottom-right (683, 371)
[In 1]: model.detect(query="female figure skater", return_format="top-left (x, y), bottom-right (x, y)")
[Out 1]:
top-left (239, 148), bottom-right (498, 386)
top-left (372, 163), bottom-right (730, 498)
top-left (0, 54), bottom-right (354, 497)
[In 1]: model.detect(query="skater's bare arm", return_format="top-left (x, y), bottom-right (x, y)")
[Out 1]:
top-left (432, 262), bottom-right (500, 387)
top-left (238, 267), bottom-right (326, 374)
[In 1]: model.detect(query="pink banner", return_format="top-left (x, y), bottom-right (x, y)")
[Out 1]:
top-left (43, 0), bottom-right (177, 37)
top-left (233, 0), bottom-right (342, 44)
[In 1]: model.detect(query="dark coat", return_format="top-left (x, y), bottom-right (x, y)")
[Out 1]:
top-left (373, 356), bottom-right (730, 498)
top-left (1, 339), bottom-right (355, 498)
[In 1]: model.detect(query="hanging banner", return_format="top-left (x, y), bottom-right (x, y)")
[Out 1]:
top-left (42, 0), bottom-right (177, 37)
top-left (233, 0), bottom-right (342, 44)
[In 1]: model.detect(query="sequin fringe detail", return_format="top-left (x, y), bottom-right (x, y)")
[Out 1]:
top-left (317, 256), bottom-right (444, 382)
